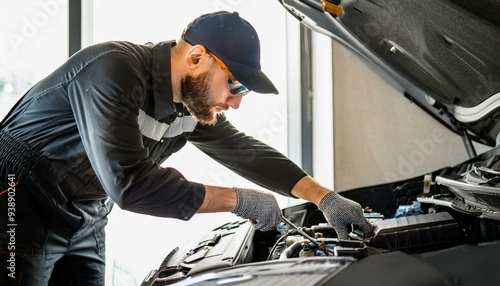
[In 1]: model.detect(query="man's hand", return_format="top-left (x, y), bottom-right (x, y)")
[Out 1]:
top-left (232, 187), bottom-right (282, 231)
top-left (318, 191), bottom-right (373, 240)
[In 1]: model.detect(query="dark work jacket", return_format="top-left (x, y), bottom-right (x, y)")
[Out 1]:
top-left (0, 40), bottom-right (307, 222)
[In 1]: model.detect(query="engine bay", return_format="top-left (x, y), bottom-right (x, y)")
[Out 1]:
top-left (141, 150), bottom-right (500, 285)
top-left (141, 195), bottom-right (500, 285)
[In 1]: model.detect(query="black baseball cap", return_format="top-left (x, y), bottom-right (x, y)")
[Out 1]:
top-left (182, 11), bottom-right (279, 95)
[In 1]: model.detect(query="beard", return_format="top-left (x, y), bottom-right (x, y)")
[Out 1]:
top-left (180, 72), bottom-right (227, 126)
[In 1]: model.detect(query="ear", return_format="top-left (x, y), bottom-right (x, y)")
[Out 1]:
top-left (185, 45), bottom-right (207, 69)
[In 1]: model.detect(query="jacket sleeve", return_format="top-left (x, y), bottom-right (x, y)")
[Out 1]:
top-left (66, 49), bottom-right (204, 220)
top-left (188, 113), bottom-right (307, 197)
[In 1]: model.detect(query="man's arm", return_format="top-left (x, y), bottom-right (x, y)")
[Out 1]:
top-left (188, 113), bottom-right (307, 198)
top-left (291, 176), bottom-right (330, 205)
top-left (197, 186), bottom-right (236, 212)
top-left (190, 114), bottom-right (371, 237)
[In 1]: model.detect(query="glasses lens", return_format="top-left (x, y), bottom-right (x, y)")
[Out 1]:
top-left (206, 51), bottom-right (250, 96)
top-left (228, 81), bottom-right (250, 97)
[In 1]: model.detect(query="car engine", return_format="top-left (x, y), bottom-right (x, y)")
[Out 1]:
top-left (141, 195), bottom-right (500, 285)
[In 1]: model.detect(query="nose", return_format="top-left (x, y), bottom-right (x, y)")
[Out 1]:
top-left (227, 95), bottom-right (243, 110)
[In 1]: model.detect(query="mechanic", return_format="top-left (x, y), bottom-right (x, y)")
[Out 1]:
top-left (0, 11), bottom-right (372, 285)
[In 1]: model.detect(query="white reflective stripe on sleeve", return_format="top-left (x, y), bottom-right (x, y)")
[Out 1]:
top-left (137, 109), bottom-right (197, 141)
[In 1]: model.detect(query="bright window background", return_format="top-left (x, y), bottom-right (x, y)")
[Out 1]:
top-left (90, 1), bottom-right (293, 284)
top-left (0, 0), bottom-right (68, 119)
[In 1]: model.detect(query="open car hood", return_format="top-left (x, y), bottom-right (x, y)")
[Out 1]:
top-left (280, 0), bottom-right (500, 146)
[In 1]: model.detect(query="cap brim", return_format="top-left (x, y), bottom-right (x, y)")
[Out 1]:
top-left (224, 59), bottom-right (279, 95)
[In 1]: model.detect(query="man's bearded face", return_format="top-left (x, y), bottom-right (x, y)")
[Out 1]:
top-left (180, 71), bottom-right (228, 126)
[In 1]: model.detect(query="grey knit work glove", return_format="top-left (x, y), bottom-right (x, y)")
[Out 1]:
top-left (318, 192), bottom-right (373, 240)
top-left (232, 188), bottom-right (282, 231)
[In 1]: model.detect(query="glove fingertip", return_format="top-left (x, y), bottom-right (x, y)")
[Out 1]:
top-left (333, 225), bottom-right (349, 240)
top-left (337, 233), bottom-right (349, 240)
top-left (364, 222), bottom-right (374, 236)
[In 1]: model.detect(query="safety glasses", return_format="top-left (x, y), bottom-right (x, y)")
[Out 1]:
top-left (207, 51), bottom-right (250, 97)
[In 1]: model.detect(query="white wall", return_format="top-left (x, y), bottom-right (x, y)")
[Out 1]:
top-left (311, 31), bottom-right (334, 189)
top-left (330, 40), bottom-right (491, 191)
